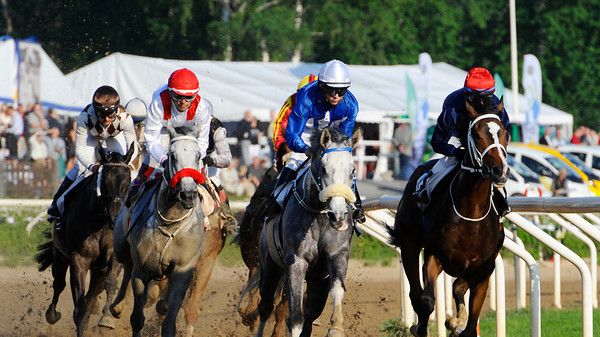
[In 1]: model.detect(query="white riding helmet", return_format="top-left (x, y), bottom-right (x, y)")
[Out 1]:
top-left (318, 59), bottom-right (351, 88)
top-left (125, 98), bottom-right (147, 123)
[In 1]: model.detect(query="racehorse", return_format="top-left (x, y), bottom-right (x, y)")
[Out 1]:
top-left (387, 98), bottom-right (508, 337)
top-left (253, 126), bottom-right (362, 337)
top-left (35, 142), bottom-right (135, 337)
top-left (111, 125), bottom-right (207, 337)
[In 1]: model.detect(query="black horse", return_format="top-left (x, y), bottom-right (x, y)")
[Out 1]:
top-left (388, 97), bottom-right (508, 337)
top-left (36, 143), bottom-right (134, 337)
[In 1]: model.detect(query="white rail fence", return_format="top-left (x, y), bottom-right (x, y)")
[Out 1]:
top-left (361, 196), bottom-right (600, 337)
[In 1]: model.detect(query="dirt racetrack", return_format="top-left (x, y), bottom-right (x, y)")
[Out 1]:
top-left (0, 259), bottom-right (585, 337)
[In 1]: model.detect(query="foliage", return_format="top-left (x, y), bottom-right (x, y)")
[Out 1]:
top-left (0, 207), bottom-right (47, 267)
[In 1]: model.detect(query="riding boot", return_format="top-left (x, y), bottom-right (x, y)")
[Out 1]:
top-left (266, 167), bottom-right (297, 216)
top-left (47, 176), bottom-right (74, 223)
top-left (493, 187), bottom-right (511, 217)
top-left (413, 170), bottom-right (432, 211)
top-left (352, 185), bottom-right (366, 224)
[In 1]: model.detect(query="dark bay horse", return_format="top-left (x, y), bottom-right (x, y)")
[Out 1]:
top-left (253, 126), bottom-right (362, 337)
top-left (388, 98), bottom-right (508, 337)
top-left (35, 143), bottom-right (135, 337)
top-left (112, 126), bottom-right (206, 337)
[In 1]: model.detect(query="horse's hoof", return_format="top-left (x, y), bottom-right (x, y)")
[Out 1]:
top-left (409, 325), bottom-right (428, 337)
top-left (185, 325), bottom-right (194, 337)
top-left (45, 308), bottom-right (61, 324)
top-left (98, 315), bottom-right (116, 329)
top-left (326, 327), bottom-right (345, 337)
top-left (156, 299), bottom-right (168, 316)
top-left (109, 303), bottom-right (122, 319)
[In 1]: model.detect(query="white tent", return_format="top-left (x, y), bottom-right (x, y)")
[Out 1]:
top-left (0, 36), bottom-right (85, 112)
top-left (66, 52), bottom-right (573, 131)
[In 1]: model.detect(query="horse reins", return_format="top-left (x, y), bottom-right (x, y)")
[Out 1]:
top-left (451, 114), bottom-right (506, 221)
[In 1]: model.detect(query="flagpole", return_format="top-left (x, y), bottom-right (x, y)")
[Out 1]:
top-left (509, 0), bottom-right (519, 119)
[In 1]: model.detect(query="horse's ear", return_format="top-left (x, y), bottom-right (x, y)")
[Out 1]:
top-left (465, 98), bottom-right (478, 119)
top-left (497, 96), bottom-right (505, 114)
top-left (320, 128), bottom-right (332, 148)
top-left (166, 123), bottom-right (178, 138)
top-left (97, 141), bottom-right (108, 163)
top-left (124, 142), bottom-right (136, 163)
top-left (351, 127), bottom-right (363, 150)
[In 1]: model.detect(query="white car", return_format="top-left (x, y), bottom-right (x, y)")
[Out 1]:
top-left (506, 156), bottom-right (551, 197)
top-left (507, 146), bottom-right (594, 197)
top-left (558, 144), bottom-right (600, 176)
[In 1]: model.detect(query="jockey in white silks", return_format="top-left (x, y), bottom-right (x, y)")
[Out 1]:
top-left (271, 59), bottom-right (365, 223)
top-left (126, 68), bottom-right (212, 205)
top-left (47, 85), bottom-right (138, 224)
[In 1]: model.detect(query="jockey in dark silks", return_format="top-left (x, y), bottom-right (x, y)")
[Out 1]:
top-left (272, 59), bottom-right (365, 223)
top-left (414, 66), bottom-right (511, 216)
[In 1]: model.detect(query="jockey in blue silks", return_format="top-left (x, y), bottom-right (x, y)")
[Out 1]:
top-left (272, 59), bottom-right (365, 223)
top-left (414, 66), bottom-right (512, 216)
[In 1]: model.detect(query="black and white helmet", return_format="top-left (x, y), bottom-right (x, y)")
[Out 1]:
top-left (318, 59), bottom-right (351, 88)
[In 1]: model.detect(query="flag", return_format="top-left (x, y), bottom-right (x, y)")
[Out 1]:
top-left (494, 73), bottom-right (505, 99)
top-left (411, 52), bottom-right (432, 166)
top-left (522, 54), bottom-right (542, 144)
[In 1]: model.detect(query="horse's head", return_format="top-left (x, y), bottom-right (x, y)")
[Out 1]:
top-left (464, 94), bottom-right (508, 187)
top-left (97, 142), bottom-right (135, 221)
top-left (308, 127), bottom-right (362, 229)
top-left (165, 125), bottom-right (205, 209)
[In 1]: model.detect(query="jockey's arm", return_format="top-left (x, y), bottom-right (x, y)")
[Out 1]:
top-left (431, 107), bottom-right (462, 157)
top-left (121, 114), bottom-right (139, 162)
top-left (339, 94), bottom-right (359, 137)
top-left (208, 126), bottom-right (232, 168)
top-left (74, 110), bottom-right (96, 170)
top-left (195, 102), bottom-right (212, 161)
top-left (145, 93), bottom-right (167, 164)
top-left (285, 97), bottom-right (310, 153)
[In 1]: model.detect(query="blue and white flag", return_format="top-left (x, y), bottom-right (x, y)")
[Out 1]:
top-left (522, 54), bottom-right (542, 144)
top-left (411, 52), bottom-right (432, 167)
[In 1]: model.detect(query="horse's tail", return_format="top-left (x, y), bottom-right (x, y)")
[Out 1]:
top-left (35, 229), bottom-right (54, 272)
top-left (237, 267), bottom-right (261, 313)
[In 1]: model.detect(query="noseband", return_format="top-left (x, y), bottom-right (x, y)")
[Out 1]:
top-left (164, 135), bottom-right (205, 188)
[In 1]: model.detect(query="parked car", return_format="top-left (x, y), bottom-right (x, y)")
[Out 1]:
top-left (507, 144), bottom-right (596, 197)
top-left (558, 144), bottom-right (600, 176)
top-left (506, 156), bottom-right (551, 197)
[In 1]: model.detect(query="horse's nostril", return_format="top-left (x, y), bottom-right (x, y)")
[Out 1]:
top-left (492, 166), bottom-right (503, 177)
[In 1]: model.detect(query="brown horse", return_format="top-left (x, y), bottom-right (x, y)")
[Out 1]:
top-left (35, 143), bottom-right (135, 337)
top-left (388, 98), bottom-right (508, 337)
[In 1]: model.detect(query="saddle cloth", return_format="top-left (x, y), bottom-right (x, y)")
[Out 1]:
top-left (264, 213), bottom-right (286, 267)
top-left (275, 165), bottom-right (310, 207)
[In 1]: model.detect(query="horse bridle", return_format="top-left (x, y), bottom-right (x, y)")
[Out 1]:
top-left (163, 135), bottom-right (204, 189)
top-left (95, 162), bottom-right (132, 225)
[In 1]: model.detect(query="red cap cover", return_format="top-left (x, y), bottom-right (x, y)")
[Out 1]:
top-left (464, 67), bottom-right (495, 93)
top-left (168, 68), bottom-right (200, 95)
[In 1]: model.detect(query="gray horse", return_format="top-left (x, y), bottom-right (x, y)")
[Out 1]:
top-left (112, 126), bottom-right (206, 337)
top-left (253, 126), bottom-right (361, 337)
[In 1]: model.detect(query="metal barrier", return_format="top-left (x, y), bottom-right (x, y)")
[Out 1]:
top-left (361, 195), bottom-right (599, 337)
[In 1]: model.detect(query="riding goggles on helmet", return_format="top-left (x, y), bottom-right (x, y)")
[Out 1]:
top-left (319, 82), bottom-right (348, 97)
top-left (94, 104), bottom-right (118, 118)
top-left (169, 90), bottom-right (195, 102)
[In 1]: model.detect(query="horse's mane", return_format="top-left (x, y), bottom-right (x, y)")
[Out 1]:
top-left (307, 126), bottom-right (350, 156)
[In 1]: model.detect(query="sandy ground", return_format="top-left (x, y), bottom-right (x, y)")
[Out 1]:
top-left (0, 259), bottom-right (587, 337)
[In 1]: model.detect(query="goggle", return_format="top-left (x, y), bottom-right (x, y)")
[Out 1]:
top-left (319, 83), bottom-right (348, 97)
top-left (94, 104), bottom-right (118, 119)
top-left (169, 90), bottom-right (195, 102)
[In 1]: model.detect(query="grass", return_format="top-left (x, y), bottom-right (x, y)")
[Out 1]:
top-left (0, 207), bottom-right (48, 267)
top-left (380, 308), bottom-right (600, 337)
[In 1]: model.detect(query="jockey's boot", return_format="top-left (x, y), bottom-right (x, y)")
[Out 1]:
top-left (413, 170), bottom-right (432, 211)
top-left (493, 187), bottom-right (511, 217)
top-left (352, 185), bottom-right (366, 224)
top-left (266, 167), bottom-right (297, 217)
top-left (47, 176), bottom-right (74, 223)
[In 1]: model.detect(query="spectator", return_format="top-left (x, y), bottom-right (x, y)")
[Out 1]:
top-left (236, 110), bottom-right (260, 166)
top-left (64, 123), bottom-right (77, 171)
top-left (2, 106), bottom-right (20, 161)
top-left (247, 156), bottom-right (266, 186)
top-left (46, 108), bottom-right (64, 135)
top-left (26, 102), bottom-right (48, 137)
top-left (551, 168), bottom-right (569, 197)
top-left (554, 128), bottom-right (567, 147)
top-left (570, 126), bottom-right (584, 144)
top-left (539, 127), bottom-right (554, 147)
top-left (45, 127), bottom-right (66, 187)
top-left (391, 121), bottom-right (413, 180)
top-left (29, 130), bottom-right (50, 192)
top-left (15, 104), bottom-right (27, 159)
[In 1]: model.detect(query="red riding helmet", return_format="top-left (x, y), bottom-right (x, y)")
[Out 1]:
top-left (168, 68), bottom-right (200, 96)
top-left (464, 67), bottom-right (495, 94)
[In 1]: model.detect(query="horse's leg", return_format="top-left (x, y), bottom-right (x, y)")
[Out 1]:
top-left (299, 277), bottom-right (329, 337)
top-left (287, 258), bottom-right (308, 337)
top-left (271, 288), bottom-right (289, 337)
top-left (45, 251), bottom-right (69, 324)
top-left (255, 256), bottom-right (283, 337)
top-left (240, 266), bottom-right (261, 330)
top-left (79, 264), bottom-right (109, 336)
top-left (69, 254), bottom-right (91, 337)
top-left (400, 241), bottom-right (427, 337)
top-left (411, 253), bottom-right (442, 337)
top-left (324, 249), bottom-right (351, 337)
top-left (183, 228), bottom-right (225, 337)
top-left (130, 271), bottom-right (149, 337)
top-left (110, 260), bottom-right (132, 318)
top-left (459, 277), bottom-right (491, 337)
top-left (161, 268), bottom-right (195, 337)
top-left (446, 278), bottom-right (469, 337)
top-left (98, 258), bottom-right (121, 329)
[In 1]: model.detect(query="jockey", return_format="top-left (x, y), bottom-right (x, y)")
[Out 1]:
top-left (271, 74), bottom-right (318, 171)
top-left (204, 116), bottom-right (232, 202)
top-left (126, 68), bottom-right (212, 205)
top-left (47, 85), bottom-right (138, 223)
top-left (413, 66), bottom-right (511, 216)
top-left (273, 59), bottom-right (365, 223)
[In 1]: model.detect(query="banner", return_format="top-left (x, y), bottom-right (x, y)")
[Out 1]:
top-left (17, 40), bottom-right (42, 106)
top-left (522, 54), bottom-right (542, 144)
top-left (411, 52), bottom-right (432, 166)
top-left (493, 73), bottom-right (505, 100)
